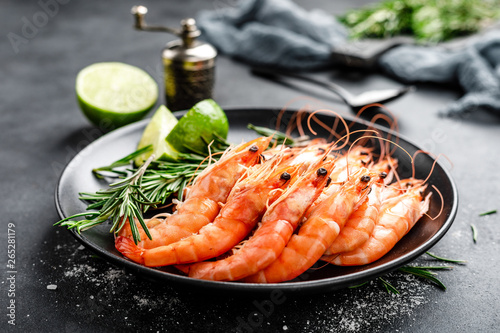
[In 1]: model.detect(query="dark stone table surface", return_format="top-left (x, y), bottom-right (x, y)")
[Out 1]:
top-left (1, 0), bottom-right (499, 332)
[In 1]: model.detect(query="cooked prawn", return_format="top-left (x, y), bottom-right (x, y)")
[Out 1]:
top-left (325, 156), bottom-right (399, 255)
top-left (323, 179), bottom-right (431, 266)
top-left (182, 157), bottom-right (335, 281)
top-left (117, 136), bottom-right (271, 248)
top-left (245, 168), bottom-right (380, 283)
top-left (115, 157), bottom-right (296, 266)
top-left (324, 182), bottom-right (383, 255)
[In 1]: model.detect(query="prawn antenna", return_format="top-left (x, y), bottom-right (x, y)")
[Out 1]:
top-left (293, 106), bottom-right (310, 138)
top-left (352, 135), bottom-right (413, 165)
top-left (411, 150), bottom-right (453, 185)
top-left (353, 103), bottom-right (400, 156)
top-left (275, 96), bottom-right (334, 132)
top-left (340, 131), bottom-right (384, 179)
top-left (306, 109), bottom-right (350, 145)
top-left (426, 185), bottom-right (444, 221)
top-left (309, 113), bottom-right (343, 142)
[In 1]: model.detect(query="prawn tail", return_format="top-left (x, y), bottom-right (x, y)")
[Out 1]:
top-left (115, 236), bottom-right (145, 265)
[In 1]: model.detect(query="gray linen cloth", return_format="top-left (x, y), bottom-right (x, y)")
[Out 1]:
top-left (196, 0), bottom-right (500, 116)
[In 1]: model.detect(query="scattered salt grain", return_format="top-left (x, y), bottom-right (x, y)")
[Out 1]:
top-left (47, 284), bottom-right (57, 290)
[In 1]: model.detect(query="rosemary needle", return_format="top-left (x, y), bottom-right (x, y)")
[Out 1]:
top-left (247, 124), bottom-right (296, 146)
top-left (479, 210), bottom-right (497, 216)
top-left (348, 281), bottom-right (369, 289)
top-left (426, 252), bottom-right (466, 264)
top-left (471, 224), bottom-right (477, 244)
top-left (379, 277), bottom-right (400, 294)
top-left (397, 266), bottom-right (447, 290)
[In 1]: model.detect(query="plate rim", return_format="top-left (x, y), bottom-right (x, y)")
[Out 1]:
top-left (54, 107), bottom-right (459, 294)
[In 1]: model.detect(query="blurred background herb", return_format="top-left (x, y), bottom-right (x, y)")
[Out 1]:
top-left (340, 0), bottom-right (500, 42)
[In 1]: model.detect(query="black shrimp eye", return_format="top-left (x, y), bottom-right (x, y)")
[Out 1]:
top-left (249, 145), bottom-right (259, 153)
top-left (318, 147), bottom-right (326, 153)
top-left (280, 172), bottom-right (291, 181)
top-left (317, 167), bottom-right (328, 176)
top-left (326, 177), bottom-right (332, 187)
top-left (379, 172), bottom-right (387, 179)
top-left (360, 175), bottom-right (371, 182)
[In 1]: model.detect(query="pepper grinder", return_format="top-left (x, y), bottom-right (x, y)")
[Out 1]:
top-left (131, 5), bottom-right (217, 111)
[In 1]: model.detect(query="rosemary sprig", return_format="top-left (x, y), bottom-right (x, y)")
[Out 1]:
top-left (56, 156), bottom-right (158, 244)
top-left (377, 265), bottom-right (451, 294)
top-left (397, 266), bottom-right (447, 290)
top-left (349, 251), bottom-right (466, 294)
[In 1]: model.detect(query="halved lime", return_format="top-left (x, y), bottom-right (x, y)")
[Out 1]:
top-left (166, 99), bottom-right (229, 154)
top-left (134, 105), bottom-right (179, 166)
top-left (76, 62), bottom-right (158, 130)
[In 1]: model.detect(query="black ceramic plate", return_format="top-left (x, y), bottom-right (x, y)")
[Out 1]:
top-left (55, 108), bottom-right (458, 294)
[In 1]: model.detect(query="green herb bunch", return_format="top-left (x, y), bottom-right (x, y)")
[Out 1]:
top-left (340, 0), bottom-right (500, 42)
top-left (55, 125), bottom-right (294, 244)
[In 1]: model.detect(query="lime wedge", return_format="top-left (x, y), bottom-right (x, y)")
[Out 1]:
top-left (166, 99), bottom-right (229, 154)
top-left (134, 105), bottom-right (179, 166)
top-left (76, 62), bottom-right (158, 130)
